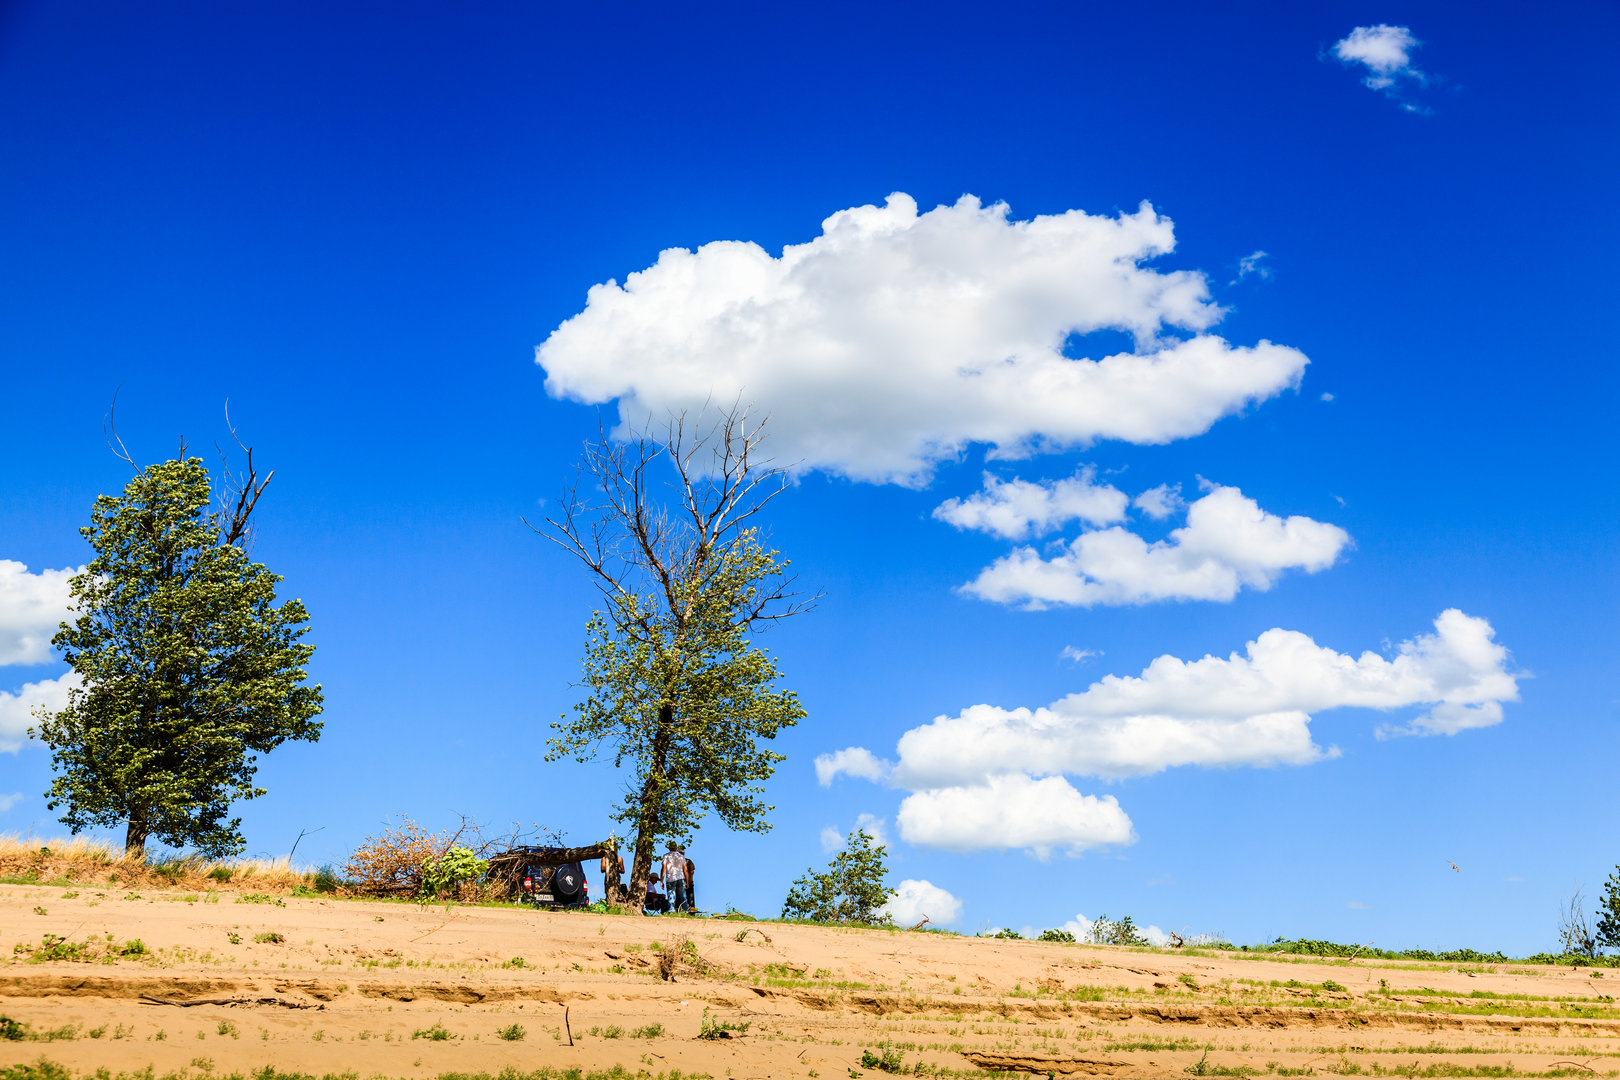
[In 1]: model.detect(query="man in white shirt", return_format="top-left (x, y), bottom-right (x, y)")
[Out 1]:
top-left (662, 842), bottom-right (688, 913)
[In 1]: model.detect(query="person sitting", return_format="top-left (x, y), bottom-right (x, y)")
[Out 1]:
top-left (644, 867), bottom-right (668, 914)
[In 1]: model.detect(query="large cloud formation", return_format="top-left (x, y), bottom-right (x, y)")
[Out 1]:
top-left (818, 611), bottom-right (1519, 855)
top-left (0, 561), bottom-right (75, 667)
top-left (953, 481), bottom-right (1350, 608)
top-left (538, 194), bottom-right (1309, 484)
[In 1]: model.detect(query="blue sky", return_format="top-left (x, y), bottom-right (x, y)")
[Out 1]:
top-left (1, 1), bottom-right (1616, 953)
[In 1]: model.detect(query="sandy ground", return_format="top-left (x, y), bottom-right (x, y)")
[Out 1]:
top-left (2, 882), bottom-right (1618, 1078)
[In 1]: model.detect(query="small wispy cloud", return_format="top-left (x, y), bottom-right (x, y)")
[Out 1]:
top-left (1332, 25), bottom-right (1432, 113)
top-left (0, 793), bottom-right (22, 813)
top-left (1231, 250), bottom-right (1272, 284)
top-left (1504, 875), bottom-right (1525, 883)
top-left (1347, 900), bottom-right (1372, 910)
top-left (1060, 645), bottom-right (1101, 665)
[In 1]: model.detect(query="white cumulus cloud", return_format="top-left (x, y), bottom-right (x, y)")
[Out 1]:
top-left (838, 611), bottom-right (1517, 855)
top-left (815, 746), bottom-right (892, 786)
top-left (1131, 483), bottom-right (1184, 521)
top-left (819, 826), bottom-right (843, 853)
top-left (895, 773), bottom-right (1135, 858)
top-left (538, 193), bottom-right (1309, 485)
top-left (0, 672), bottom-right (78, 753)
top-left (961, 484), bottom-right (1350, 609)
top-left (0, 561), bottom-right (77, 666)
top-left (881, 879), bottom-right (964, 927)
top-left (894, 609), bottom-right (1518, 790)
top-left (934, 468), bottom-right (1128, 540)
top-left (1333, 25), bottom-right (1430, 110)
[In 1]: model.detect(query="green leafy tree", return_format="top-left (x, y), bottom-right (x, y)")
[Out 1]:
top-left (32, 455), bottom-right (322, 858)
top-left (782, 828), bottom-right (895, 925)
top-left (1597, 868), bottom-right (1620, 953)
top-left (540, 411), bottom-right (811, 913)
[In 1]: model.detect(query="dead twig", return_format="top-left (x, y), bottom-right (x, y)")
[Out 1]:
top-left (909, 916), bottom-right (930, 931)
top-left (563, 1005), bottom-right (573, 1046)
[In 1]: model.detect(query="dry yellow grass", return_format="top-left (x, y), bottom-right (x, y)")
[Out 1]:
top-left (0, 833), bottom-right (319, 894)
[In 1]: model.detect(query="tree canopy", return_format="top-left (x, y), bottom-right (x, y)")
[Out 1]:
top-left (32, 456), bottom-right (322, 857)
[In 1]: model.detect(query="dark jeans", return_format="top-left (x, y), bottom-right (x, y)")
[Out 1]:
top-left (667, 880), bottom-right (688, 912)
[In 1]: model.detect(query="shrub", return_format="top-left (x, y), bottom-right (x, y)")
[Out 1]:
top-left (992, 928), bottom-right (1023, 940)
top-left (859, 1045), bottom-right (906, 1073)
top-left (419, 845), bottom-right (488, 900)
top-left (1086, 914), bottom-right (1150, 947)
top-left (1597, 867), bottom-right (1620, 953)
top-left (344, 818), bottom-right (446, 897)
top-left (697, 1008), bottom-right (751, 1040)
top-left (496, 1023), bottom-right (525, 1041)
top-left (1039, 929), bottom-right (1077, 943)
top-left (781, 828), bottom-right (893, 925)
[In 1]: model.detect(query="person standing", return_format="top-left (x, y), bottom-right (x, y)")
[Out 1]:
top-left (662, 842), bottom-right (688, 913)
top-left (600, 849), bottom-right (625, 906)
top-left (684, 854), bottom-right (696, 913)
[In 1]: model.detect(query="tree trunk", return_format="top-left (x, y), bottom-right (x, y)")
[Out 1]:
top-left (624, 703), bottom-right (675, 915)
top-left (125, 809), bottom-right (149, 859)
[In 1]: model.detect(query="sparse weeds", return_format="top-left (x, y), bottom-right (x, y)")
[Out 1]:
top-left (697, 1007), bottom-right (751, 1040)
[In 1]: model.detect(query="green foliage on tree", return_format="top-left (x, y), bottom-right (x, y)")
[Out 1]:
top-left (541, 412), bottom-right (811, 912)
top-left (1597, 868), bottom-right (1620, 953)
top-left (32, 457), bottom-right (322, 858)
top-left (781, 828), bottom-right (894, 925)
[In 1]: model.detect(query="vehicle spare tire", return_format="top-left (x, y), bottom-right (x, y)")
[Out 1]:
top-left (553, 862), bottom-right (583, 899)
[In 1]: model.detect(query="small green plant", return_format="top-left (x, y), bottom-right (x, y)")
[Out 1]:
top-left (589, 1024), bottom-right (625, 1039)
top-left (235, 893), bottom-right (284, 906)
top-left (697, 1007), bottom-right (751, 1040)
top-left (253, 932), bottom-right (285, 944)
top-left (992, 928), bottom-right (1023, 939)
top-left (496, 1023), bottom-right (525, 1041)
top-left (217, 1020), bottom-right (238, 1038)
top-left (1, 1016), bottom-right (27, 1041)
top-left (503, 956), bottom-right (527, 969)
top-left (1179, 973), bottom-right (1199, 988)
top-left (227, 932), bottom-right (242, 944)
top-left (859, 1044), bottom-right (906, 1073)
top-left (633, 1023), bottom-right (664, 1038)
top-left (32, 906), bottom-right (46, 915)
top-left (413, 1021), bottom-right (453, 1041)
top-left (1038, 928), bottom-right (1076, 943)
top-left (1321, 979), bottom-right (1347, 992)
top-left (208, 866), bottom-right (234, 882)
top-left (60, 892), bottom-right (78, 899)
top-left (88, 1025), bottom-right (107, 1039)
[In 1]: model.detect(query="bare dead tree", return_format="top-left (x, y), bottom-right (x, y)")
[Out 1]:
top-left (531, 405), bottom-right (817, 913)
top-left (1559, 887), bottom-right (1597, 957)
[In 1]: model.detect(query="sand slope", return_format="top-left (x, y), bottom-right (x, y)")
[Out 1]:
top-left (2, 883), bottom-right (1617, 1078)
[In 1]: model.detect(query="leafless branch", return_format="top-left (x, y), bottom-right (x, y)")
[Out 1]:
top-left (214, 401), bottom-right (275, 549)
top-left (103, 386), bottom-right (139, 473)
top-left (529, 404), bottom-right (820, 630)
